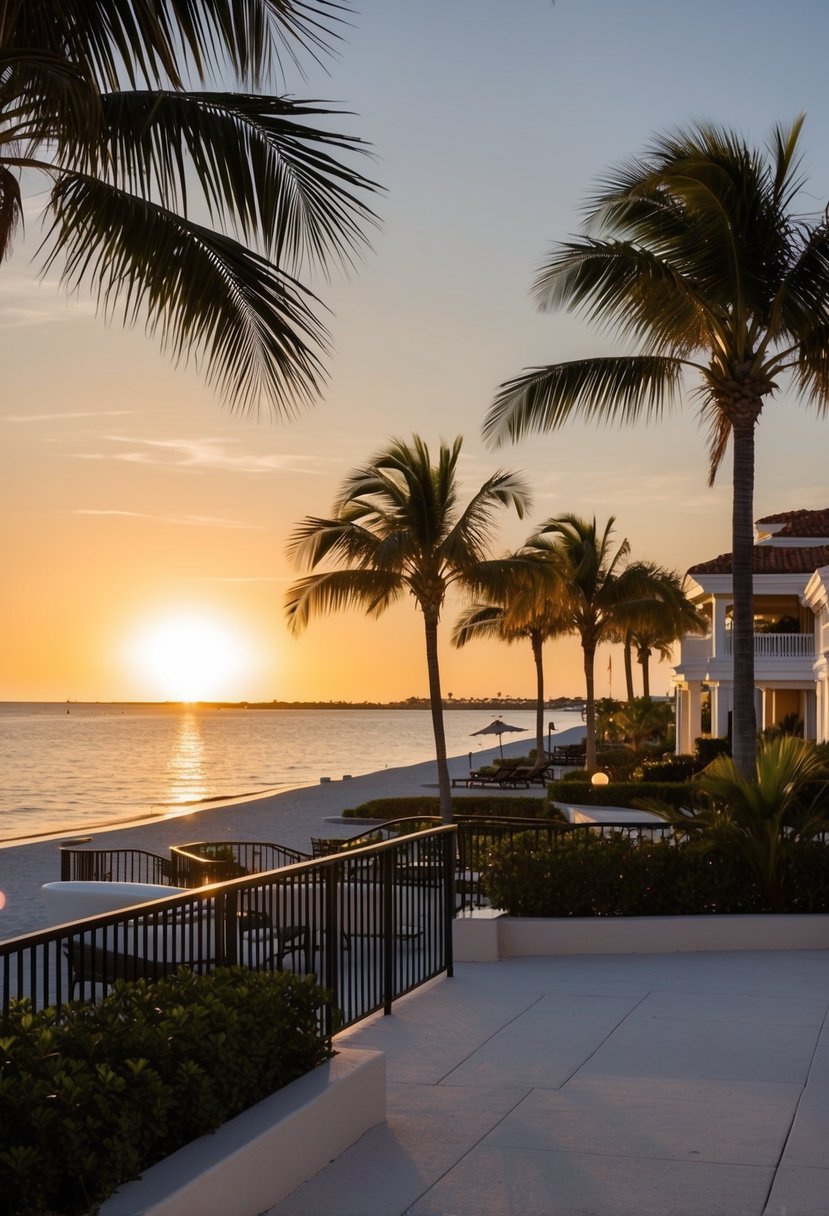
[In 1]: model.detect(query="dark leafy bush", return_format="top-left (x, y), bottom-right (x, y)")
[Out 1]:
top-left (694, 736), bottom-right (731, 767)
top-left (634, 755), bottom-right (696, 782)
top-left (0, 968), bottom-right (330, 1216)
top-left (342, 795), bottom-right (552, 820)
top-left (482, 834), bottom-right (829, 917)
top-left (546, 781), bottom-right (695, 810)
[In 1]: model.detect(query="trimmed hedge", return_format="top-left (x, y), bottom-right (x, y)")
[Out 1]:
top-left (342, 795), bottom-right (560, 820)
top-left (482, 834), bottom-right (829, 917)
top-left (0, 968), bottom-right (330, 1216)
top-left (546, 780), bottom-right (695, 810)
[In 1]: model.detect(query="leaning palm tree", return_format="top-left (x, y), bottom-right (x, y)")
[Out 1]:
top-left (531, 514), bottom-right (669, 770)
top-left (484, 118), bottom-right (829, 775)
top-left (285, 436), bottom-right (531, 821)
top-left (451, 542), bottom-right (569, 759)
top-left (1, 1), bottom-right (378, 416)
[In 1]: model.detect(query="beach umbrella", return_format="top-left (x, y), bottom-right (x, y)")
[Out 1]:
top-left (471, 718), bottom-right (527, 760)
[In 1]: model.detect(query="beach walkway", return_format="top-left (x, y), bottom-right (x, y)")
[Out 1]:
top-left (269, 950), bottom-right (829, 1216)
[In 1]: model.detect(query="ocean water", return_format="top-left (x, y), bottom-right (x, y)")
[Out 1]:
top-left (0, 702), bottom-right (584, 842)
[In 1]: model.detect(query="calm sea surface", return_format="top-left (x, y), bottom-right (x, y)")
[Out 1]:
top-left (0, 703), bottom-right (584, 842)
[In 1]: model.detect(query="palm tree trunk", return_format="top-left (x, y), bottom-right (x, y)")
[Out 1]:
top-left (531, 630), bottom-right (545, 758)
top-left (583, 640), bottom-right (597, 770)
top-left (637, 645), bottom-right (651, 699)
top-left (623, 629), bottom-right (635, 701)
top-left (423, 610), bottom-right (452, 822)
top-left (731, 416), bottom-right (758, 776)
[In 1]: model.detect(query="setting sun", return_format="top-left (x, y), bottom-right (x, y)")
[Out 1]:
top-left (124, 612), bottom-right (256, 701)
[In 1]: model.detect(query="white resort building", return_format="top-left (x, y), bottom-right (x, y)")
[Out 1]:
top-left (672, 507), bottom-right (829, 753)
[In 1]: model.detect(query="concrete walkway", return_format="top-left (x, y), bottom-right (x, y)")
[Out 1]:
top-left (269, 951), bottom-right (829, 1216)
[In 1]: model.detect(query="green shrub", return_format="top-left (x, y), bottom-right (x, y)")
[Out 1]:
top-left (546, 780), bottom-right (695, 810)
top-left (482, 834), bottom-right (829, 917)
top-left (0, 968), bottom-right (330, 1216)
top-left (634, 755), bottom-right (696, 782)
top-left (342, 795), bottom-right (551, 820)
top-left (694, 736), bottom-right (731, 767)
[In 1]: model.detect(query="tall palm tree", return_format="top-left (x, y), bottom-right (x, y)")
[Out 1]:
top-left (451, 541), bottom-right (569, 759)
top-left (483, 118), bottom-right (829, 774)
top-left (531, 514), bottom-right (668, 770)
top-left (285, 436), bottom-right (531, 821)
top-left (1, 1), bottom-right (378, 415)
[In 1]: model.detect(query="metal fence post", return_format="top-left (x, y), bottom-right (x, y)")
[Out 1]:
top-left (444, 829), bottom-right (455, 978)
top-left (323, 863), bottom-right (340, 1040)
top-left (382, 847), bottom-right (394, 1015)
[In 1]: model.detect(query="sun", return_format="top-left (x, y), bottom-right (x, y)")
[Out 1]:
top-left (125, 611), bottom-right (255, 701)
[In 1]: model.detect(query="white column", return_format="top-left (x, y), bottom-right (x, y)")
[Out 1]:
top-left (712, 596), bottom-right (728, 658)
top-left (687, 681), bottom-right (702, 751)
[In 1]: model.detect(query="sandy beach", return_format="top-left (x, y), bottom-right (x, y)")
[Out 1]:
top-left (0, 732), bottom-right (571, 942)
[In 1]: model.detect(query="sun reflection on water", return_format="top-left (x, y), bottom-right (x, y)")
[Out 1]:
top-left (166, 712), bottom-right (208, 806)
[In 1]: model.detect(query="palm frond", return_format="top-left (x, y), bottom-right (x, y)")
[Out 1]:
top-left (532, 238), bottom-right (715, 355)
top-left (3, 0), bottom-right (350, 91)
top-left (41, 173), bottom-right (329, 416)
top-left (71, 90), bottom-right (379, 273)
top-left (284, 567), bottom-right (404, 633)
top-left (285, 516), bottom-right (389, 571)
top-left (0, 166), bottom-right (22, 261)
top-left (443, 469), bottom-right (531, 569)
top-left (484, 356), bottom-right (684, 447)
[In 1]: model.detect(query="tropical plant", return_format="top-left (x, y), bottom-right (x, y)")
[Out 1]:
top-left (451, 539), bottom-right (568, 758)
top-left (528, 513), bottom-right (672, 770)
top-left (643, 735), bottom-right (829, 909)
top-left (0, 0), bottom-right (378, 415)
top-left (615, 569), bottom-right (708, 699)
top-left (284, 436), bottom-right (531, 821)
top-left (611, 697), bottom-right (673, 749)
top-left (484, 118), bottom-right (829, 775)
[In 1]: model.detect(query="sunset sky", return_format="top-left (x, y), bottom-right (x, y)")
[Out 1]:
top-left (3, 0), bottom-right (829, 705)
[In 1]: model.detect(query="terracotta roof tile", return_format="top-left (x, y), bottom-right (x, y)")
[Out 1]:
top-left (689, 545), bottom-right (829, 576)
top-left (755, 508), bottom-right (829, 537)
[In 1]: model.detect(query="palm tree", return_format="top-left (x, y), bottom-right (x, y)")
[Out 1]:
top-left (617, 569), bottom-right (708, 699)
top-left (484, 118), bottom-right (829, 775)
top-left (1, 1), bottom-right (378, 416)
top-left (530, 514), bottom-right (669, 771)
top-left (451, 541), bottom-right (569, 759)
top-left (285, 436), bottom-right (531, 821)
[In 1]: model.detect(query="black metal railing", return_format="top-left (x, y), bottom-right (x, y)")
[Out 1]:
top-left (3, 827), bottom-right (456, 1036)
top-left (59, 846), bottom-right (172, 885)
top-left (55, 816), bottom-right (673, 917)
top-left (169, 841), bottom-right (310, 887)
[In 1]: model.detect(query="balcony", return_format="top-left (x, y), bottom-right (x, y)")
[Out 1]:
top-left (724, 632), bottom-right (815, 659)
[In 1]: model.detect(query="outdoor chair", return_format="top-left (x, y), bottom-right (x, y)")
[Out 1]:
top-left (451, 764), bottom-right (522, 789)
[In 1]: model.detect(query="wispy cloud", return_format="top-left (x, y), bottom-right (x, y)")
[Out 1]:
top-left (72, 509), bottom-right (261, 530)
top-left (74, 436), bottom-right (337, 475)
top-left (0, 274), bottom-right (96, 329)
top-left (3, 410), bottom-right (134, 423)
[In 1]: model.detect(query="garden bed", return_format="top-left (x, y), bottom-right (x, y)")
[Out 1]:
top-left (101, 1047), bottom-right (385, 1216)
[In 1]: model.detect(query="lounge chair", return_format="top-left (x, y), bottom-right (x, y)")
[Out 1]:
top-left (452, 764), bottom-right (526, 789)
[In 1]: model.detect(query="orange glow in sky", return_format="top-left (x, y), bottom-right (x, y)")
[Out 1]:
top-left (2, 4), bottom-right (829, 704)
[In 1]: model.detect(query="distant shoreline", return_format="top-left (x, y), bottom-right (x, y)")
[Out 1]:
top-left (4, 698), bottom-right (586, 711)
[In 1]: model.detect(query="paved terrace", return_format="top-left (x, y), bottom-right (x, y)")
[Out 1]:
top-left (270, 950), bottom-right (829, 1216)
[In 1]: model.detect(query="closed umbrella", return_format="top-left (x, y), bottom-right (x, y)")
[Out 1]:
top-left (471, 718), bottom-right (527, 760)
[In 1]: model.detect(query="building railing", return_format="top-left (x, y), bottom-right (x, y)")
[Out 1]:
top-left (724, 632), bottom-right (815, 659)
top-left (3, 827), bottom-right (457, 1035)
top-left (682, 631), bottom-right (815, 661)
